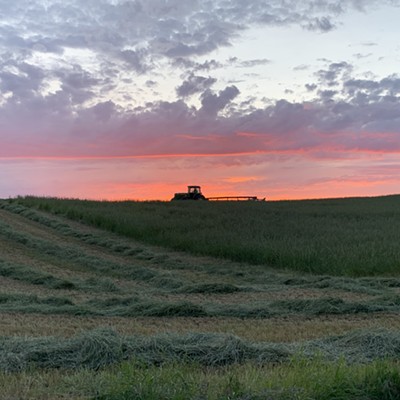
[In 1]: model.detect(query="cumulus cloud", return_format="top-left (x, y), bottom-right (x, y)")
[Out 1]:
top-left (2, 72), bottom-right (400, 159)
top-left (200, 86), bottom-right (240, 116)
top-left (176, 74), bottom-right (217, 97)
top-left (316, 62), bottom-right (353, 86)
top-left (306, 17), bottom-right (335, 31)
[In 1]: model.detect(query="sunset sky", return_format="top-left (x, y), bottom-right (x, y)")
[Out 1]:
top-left (1, 0), bottom-right (400, 200)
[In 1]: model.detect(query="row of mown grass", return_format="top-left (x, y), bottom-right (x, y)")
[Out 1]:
top-left (3, 291), bottom-right (400, 318)
top-left (7, 195), bottom-right (400, 276)
top-left (2, 328), bottom-right (400, 399)
top-left (4, 328), bottom-right (400, 372)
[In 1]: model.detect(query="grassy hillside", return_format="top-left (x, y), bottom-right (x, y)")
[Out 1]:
top-left (10, 194), bottom-right (400, 276)
top-left (1, 197), bottom-right (400, 399)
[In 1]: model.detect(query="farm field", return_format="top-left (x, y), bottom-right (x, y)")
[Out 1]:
top-left (1, 197), bottom-right (400, 398)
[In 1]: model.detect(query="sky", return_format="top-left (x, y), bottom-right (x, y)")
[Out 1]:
top-left (1, 0), bottom-right (400, 200)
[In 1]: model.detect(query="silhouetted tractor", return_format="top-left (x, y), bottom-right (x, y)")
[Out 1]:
top-left (171, 185), bottom-right (266, 201)
top-left (172, 185), bottom-right (208, 201)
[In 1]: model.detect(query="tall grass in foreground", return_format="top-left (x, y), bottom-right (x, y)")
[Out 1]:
top-left (8, 195), bottom-right (400, 276)
top-left (94, 359), bottom-right (400, 400)
top-left (1, 359), bottom-right (399, 399)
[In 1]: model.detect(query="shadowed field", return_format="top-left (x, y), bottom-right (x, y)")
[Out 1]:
top-left (1, 197), bottom-right (400, 399)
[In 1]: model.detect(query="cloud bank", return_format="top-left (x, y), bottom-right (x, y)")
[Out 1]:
top-left (0, 0), bottom-right (399, 178)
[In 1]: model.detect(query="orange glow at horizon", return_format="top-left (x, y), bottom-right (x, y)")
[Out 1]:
top-left (1, 150), bottom-right (400, 202)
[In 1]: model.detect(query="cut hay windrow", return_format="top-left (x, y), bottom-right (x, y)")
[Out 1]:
top-left (302, 329), bottom-right (400, 363)
top-left (0, 202), bottom-right (159, 262)
top-left (2, 328), bottom-right (400, 373)
top-left (3, 292), bottom-right (400, 318)
top-left (0, 260), bottom-right (76, 290)
top-left (0, 219), bottom-right (189, 291)
top-left (175, 283), bottom-right (242, 294)
top-left (0, 260), bottom-right (120, 293)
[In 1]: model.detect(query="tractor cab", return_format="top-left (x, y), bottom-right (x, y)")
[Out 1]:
top-left (188, 186), bottom-right (201, 195)
top-left (172, 185), bottom-right (208, 200)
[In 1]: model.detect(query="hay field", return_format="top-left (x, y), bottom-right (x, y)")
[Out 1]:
top-left (1, 197), bottom-right (400, 399)
top-left (15, 194), bottom-right (400, 276)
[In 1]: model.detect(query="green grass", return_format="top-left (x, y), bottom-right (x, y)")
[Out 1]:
top-left (6, 194), bottom-right (400, 276)
top-left (2, 358), bottom-right (400, 399)
top-left (3, 196), bottom-right (400, 398)
top-left (2, 329), bottom-right (400, 399)
top-left (93, 359), bottom-right (400, 400)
